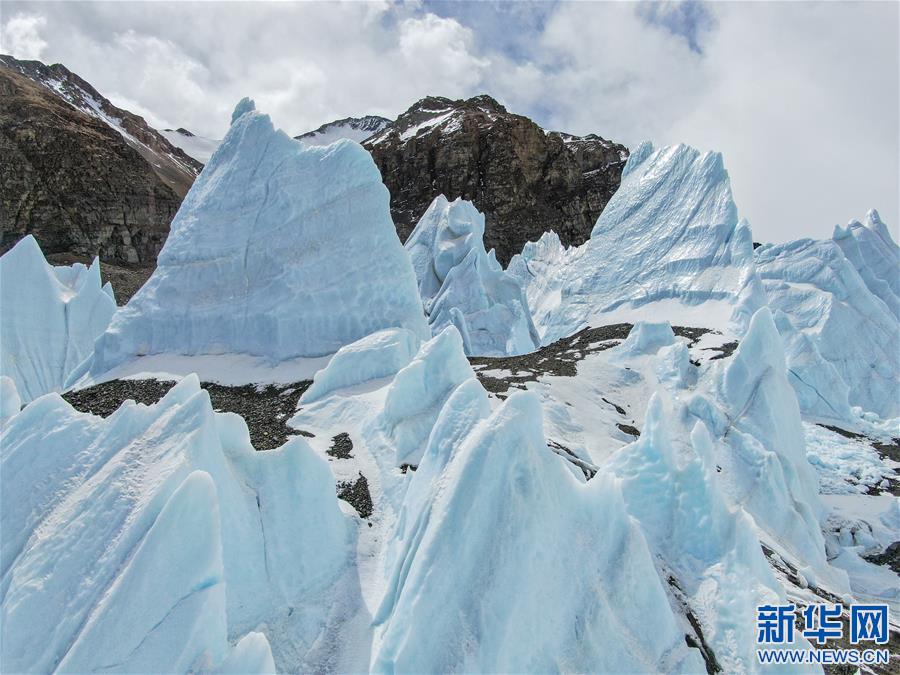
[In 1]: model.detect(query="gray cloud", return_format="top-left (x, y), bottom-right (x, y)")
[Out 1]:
top-left (1, 0), bottom-right (897, 244)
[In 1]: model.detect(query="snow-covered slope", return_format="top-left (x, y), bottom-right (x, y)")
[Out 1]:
top-left (295, 115), bottom-right (392, 147)
top-left (160, 127), bottom-right (222, 164)
top-left (0, 54), bottom-right (202, 190)
top-left (755, 220), bottom-right (899, 420)
top-left (508, 142), bottom-right (765, 344)
top-left (83, 99), bottom-right (428, 379)
top-left (0, 235), bottom-right (116, 403)
top-left (406, 196), bottom-right (539, 356)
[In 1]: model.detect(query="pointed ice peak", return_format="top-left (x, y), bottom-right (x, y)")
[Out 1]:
top-left (622, 139), bottom-right (655, 178)
top-left (1, 234), bottom-right (116, 402)
top-left (231, 97), bottom-right (256, 125)
top-left (88, 99), bottom-right (428, 374)
top-left (864, 208), bottom-right (897, 247)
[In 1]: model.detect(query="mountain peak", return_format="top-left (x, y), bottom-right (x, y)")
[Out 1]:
top-left (363, 93), bottom-right (628, 264)
top-left (294, 114), bottom-right (392, 146)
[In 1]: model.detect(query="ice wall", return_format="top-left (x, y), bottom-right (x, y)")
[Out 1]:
top-left (89, 99), bottom-right (428, 376)
top-left (0, 235), bottom-right (116, 402)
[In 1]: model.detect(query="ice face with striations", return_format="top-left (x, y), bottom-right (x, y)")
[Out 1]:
top-left (833, 209), bottom-right (900, 320)
top-left (87, 99), bottom-right (428, 377)
top-left (405, 196), bottom-right (539, 356)
top-left (508, 142), bottom-right (765, 344)
top-left (0, 235), bottom-right (116, 403)
top-left (0, 375), bottom-right (352, 673)
top-left (755, 218), bottom-right (899, 420)
top-left (373, 389), bottom-right (706, 674)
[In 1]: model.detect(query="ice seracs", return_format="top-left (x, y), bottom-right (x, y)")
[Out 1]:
top-left (509, 142), bottom-right (765, 344)
top-left (0, 375), bottom-right (351, 673)
top-left (405, 196), bottom-right (539, 356)
top-left (86, 99), bottom-right (428, 378)
top-left (833, 209), bottom-right (900, 320)
top-left (755, 220), bottom-right (899, 420)
top-left (373, 390), bottom-right (706, 674)
top-left (0, 235), bottom-right (116, 403)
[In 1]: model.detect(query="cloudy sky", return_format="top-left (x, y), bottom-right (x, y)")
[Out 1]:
top-left (2, 0), bottom-right (898, 243)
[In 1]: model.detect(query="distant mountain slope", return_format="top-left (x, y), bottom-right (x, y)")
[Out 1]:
top-left (364, 95), bottom-right (629, 264)
top-left (160, 127), bottom-right (221, 164)
top-left (294, 115), bottom-right (392, 146)
top-left (0, 54), bottom-right (628, 288)
top-left (1, 55), bottom-right (202, 194)
top-left (0, 58), bottom-right (186, 269)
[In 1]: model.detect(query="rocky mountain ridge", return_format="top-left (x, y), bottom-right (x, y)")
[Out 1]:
top-left (1, 55), bottom-right (628, 296)
top-left (0, 57), bottom-right (185, 273)
top-left (1, 55), bottom-right (202, 194)
top-left (364, 94), bottom-right (629, 264)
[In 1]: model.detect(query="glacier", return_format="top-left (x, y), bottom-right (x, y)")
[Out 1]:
top-left (85, 99), bottom-right (428, 378)
top-left (508, 142), bottom-right (765, 344)
top-left (0, 235), bottom-right (116, 403)
top-left (755, 219), bottom-right (899, 420)
top-left (1, 94), bottom-right (898, 674)
top-left (405, 196), bottom-right (539, 356)
top-left (0, 375), bottom-right (352, 673)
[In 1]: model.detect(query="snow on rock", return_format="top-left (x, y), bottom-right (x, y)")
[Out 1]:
top-left (160, 128), bottom-right (222, 164)
top-left (0, 375), bottom-right (20, 424)
top-left (373, 390), bottom-right (704, 674)
top-left (301, 328), bottom-right (422, 403)
top-left (513, 142), bottom-right (766, 344)
top-left (87, 99), bottom-right (428, 378)
top-left (0, 375), bottom-right (351, 673)
top-left (0, 235), bottom-right (116, 403)
top-left (377, 327), bottom-right (476, 467)
top-left (405, 196), bottom-right (539, 356)
top-left (755, 225), bottom-right (899, 420)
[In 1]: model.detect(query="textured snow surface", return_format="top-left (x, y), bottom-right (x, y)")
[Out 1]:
top-left (406, 196), bottom-right (539, 356)
top-left (87, 100), bottom-right (428, 377)
top-left (0, 235), bottom-right (116, 403)
top-left (755, 220), bottom-right (899, 420)
top-left (509, 142), bottom-right (765, 344)
top-left (0, 375), bottom-right (351, 673)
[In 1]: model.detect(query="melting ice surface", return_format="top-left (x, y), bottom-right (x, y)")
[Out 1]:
top-left (1, 106), bottom-right (898, 675)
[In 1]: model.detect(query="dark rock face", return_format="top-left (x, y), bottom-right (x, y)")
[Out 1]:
top-left (0, 55), bottom-right (199, 268)
top-left (364, 95), bottom-right (628, 265)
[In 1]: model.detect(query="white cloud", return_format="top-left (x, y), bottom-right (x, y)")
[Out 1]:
top-left (0, 1), bottom-right (896, 243)
top-left (1, 13), bottom-right (48, 60)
